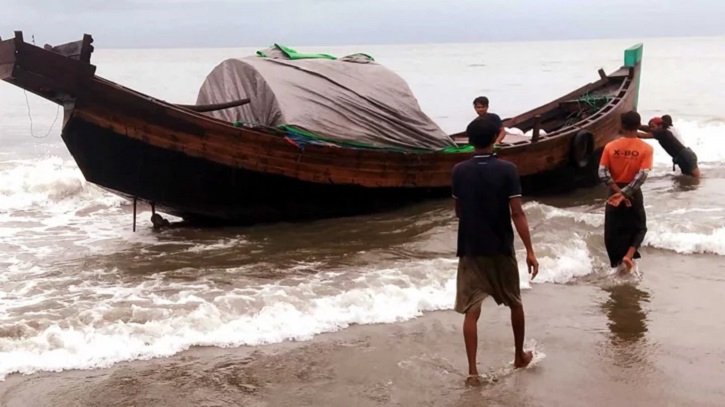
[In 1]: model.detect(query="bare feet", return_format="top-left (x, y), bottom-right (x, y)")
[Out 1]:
top-left (622, 257), bottom-right (634, 272)
top-left (514, 351), bottom-right (533, 368)
top-left (465, 374), bottom-right (483, 387)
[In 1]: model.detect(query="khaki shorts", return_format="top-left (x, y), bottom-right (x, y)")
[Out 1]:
top-left (454, 255), bottom-right (522, 314)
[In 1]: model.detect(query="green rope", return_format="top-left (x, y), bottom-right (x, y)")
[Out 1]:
top-left (577, 92), bottom-right (613, 110)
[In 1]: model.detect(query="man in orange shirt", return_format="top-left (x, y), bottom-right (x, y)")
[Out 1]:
top-left (598, 111), bottom-right (654, 272)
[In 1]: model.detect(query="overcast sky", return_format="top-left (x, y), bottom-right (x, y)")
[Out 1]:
top-left (2, 0), bottom-right (723, 48)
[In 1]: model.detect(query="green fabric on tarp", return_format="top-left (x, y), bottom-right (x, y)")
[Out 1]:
top-left (255, 44), bottom-right (376, 62)
top-left (233, 120), bottom-right (473, 153)
top-left (344, 53), bottom-right (376, 62)
top-left (200, 45), bottom-right (452, 150)
top-left (280, 125), bottom-right (432, 153)
top-left (440, 144), bottom-right (474, 153)
top-left (256, 44), bottom-right (337, 60)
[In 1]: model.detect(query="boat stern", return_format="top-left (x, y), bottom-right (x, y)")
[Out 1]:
top-left (0, 31), bottom-right (96, 105)
top-left (624, 43), bottom-right (644, 109)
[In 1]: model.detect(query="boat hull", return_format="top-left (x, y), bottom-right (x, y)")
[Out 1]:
top-left (1, 32), bottom-right (643, 225)
top-left (62, 116), bottom-right (604, 224)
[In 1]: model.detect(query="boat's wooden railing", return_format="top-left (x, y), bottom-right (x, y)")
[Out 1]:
top-left (5, 32), bottom-right (254, 115)
top-left (43, 33), bottom-right (94, 63)
top-left (527, 65), bottom-right (635, 142)
top-left (1, 31), bottom-right (98, 104)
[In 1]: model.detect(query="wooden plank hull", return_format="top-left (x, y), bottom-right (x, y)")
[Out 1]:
top-left (1, 32), bottom-right (643, 224)
top-left (61, 115), bottom-right (610, 223)
top-left (62, 116), bottom-right (448, 223)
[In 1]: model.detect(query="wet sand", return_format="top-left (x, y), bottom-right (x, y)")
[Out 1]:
top-left (1, 249), bottom-right (724, 407)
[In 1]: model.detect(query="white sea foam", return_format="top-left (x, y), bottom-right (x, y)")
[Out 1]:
top-left (521, 237), bottom-right (595, 285)
top-left (1, 44), bottom-right (724, 381)
top-left (646, 120), bottom-right (725, 167)
top-left (0, 242), bottom-right (599, 380)
top-left (0, 258), bottom-right (458, 379)
top-left (525, 202), bottom-right (603, 228)
top-left (0, 156), bottom-right (125, 212)
top-left (644, 226), bottom-right (725, 255)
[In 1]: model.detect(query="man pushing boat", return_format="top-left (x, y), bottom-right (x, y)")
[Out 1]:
top-left (638, 115), bottom-right (701, 178)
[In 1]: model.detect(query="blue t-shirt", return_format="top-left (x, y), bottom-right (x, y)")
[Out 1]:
top-left (451, 154), bottom-right (522, 257)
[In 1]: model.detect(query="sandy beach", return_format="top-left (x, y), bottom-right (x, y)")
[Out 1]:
top-left (2, 37), bottom-right (725, 407)
top-left (2, 249), bottom-right (723, 407)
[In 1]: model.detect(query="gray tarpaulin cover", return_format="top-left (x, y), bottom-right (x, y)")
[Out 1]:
top-left (195, 53), bottom-right (455, 150)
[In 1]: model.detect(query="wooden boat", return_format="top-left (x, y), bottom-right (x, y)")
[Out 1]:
top-left (0, 31), bottom-right (644, 225)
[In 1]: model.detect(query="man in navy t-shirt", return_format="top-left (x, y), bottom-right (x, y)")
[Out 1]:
top-left (451, 116), bottom-right (539, 385)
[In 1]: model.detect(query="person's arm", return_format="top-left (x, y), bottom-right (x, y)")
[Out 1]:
top-left (598, 164), bottom-right (613, 186)
top-left (620, 146), bottom-right (654, 199)
top-left (598, 144), bottom-right (630, 206)
top-left (599, 166), bottom-right (628, 207)
top-left (637, 131), bottom-right (654, 139)
top-left (452, 167), bottom-right (461, 218)
top-left (620, 169), bottom-right (650, 199)
top-left (598, 144), bottom-right (618, 190)
top-left (510, 197), bottom-right (538, 279)
top-left (507, 167), bottom-right (538, 278)
top-left (510, 197), bottom-right (533, 254)
top-left (494, 126), bottom-right (506, 145)
top-left (485, 113), bottom-right (504, 146)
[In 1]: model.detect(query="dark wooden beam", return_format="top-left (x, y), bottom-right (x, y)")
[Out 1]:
top-left (598, 68), bottom-right (607, 80)
top-left (177, 98), bottom-right (251, 113)
top-left (14, 31), bottom-right (23, 42)
top-left (80, 34), bottom-right (94, 63)
top-left (532, 115), bottom-right (542, 142)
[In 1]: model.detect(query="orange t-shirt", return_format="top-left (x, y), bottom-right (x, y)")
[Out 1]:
top-left (599, 137), bottom-right (654, 183)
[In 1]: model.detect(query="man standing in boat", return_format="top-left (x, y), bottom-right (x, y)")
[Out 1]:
top-left (598, 111), bottom-right (653, 272)
top-left (638, 115), bottom-right (701, 178)
top-left (451, 117), bottom-right (539, 386)
top-left (472, 96), bottom-right (507, 147)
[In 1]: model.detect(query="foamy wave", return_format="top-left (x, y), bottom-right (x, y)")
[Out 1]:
top-left (670, 207), bottom-right (724, 215)
top-left (0, 156), bottom-right (124, 212)
top-left (646, 120), bottom-right (725, 167)
top-left (541, 205), bottom-right (602, 227)
top-left (0, 243), bottom-right (598, 380)
top-left (0, 258), bottom-right (458, 380)
top-left (523, 202), bottom-right (602, 229)
top-left (184, 239), bottom-right (245, 253)
top-left (520, 236), bottom-right (595, 285)
top-left (645, 226), bottom-right (725, 255)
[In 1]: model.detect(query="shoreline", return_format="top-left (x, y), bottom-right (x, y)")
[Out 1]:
top-left (2, 250), bottom-right (724, 406)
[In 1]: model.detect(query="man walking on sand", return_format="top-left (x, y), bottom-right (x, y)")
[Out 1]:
top-left (451, 117), bottom-right (539, 386)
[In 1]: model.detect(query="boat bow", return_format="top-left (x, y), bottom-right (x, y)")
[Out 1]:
top-left (0, 31), bottom-right (96, 105)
